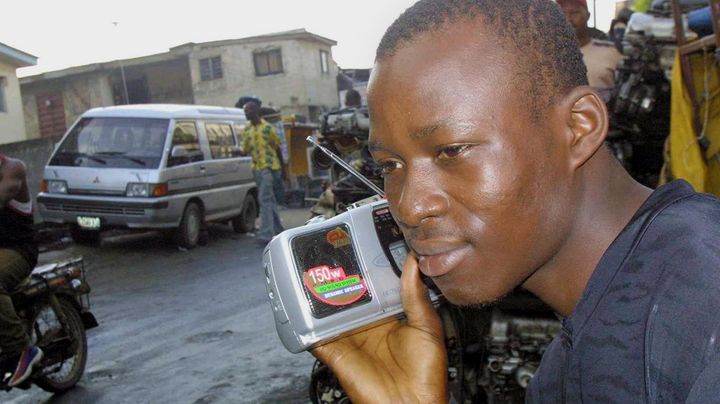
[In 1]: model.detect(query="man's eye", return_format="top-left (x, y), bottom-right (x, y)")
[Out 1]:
top-left (437, 144), bottom-right (471, 160)
top-left (379, 160), bottom-right (402, 175)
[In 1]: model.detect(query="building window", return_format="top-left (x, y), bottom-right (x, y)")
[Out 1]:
top-left (254, 49), bottom-right (283, 76)
top-left (199, 56), bottom-right (223, 81)
top-left (320, 50), bottom-right (329, 74)
top-left (0, 77), bottom-right (6, 113)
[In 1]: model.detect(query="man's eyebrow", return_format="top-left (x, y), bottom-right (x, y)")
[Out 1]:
top-left (368, 120), bottom-right (458, 153)
top-left (368, 139), bottom-right (390, 153)
top-left (410, 122), bottom-right (445, 141)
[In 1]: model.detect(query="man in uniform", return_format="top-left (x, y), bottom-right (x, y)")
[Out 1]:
top-left (0, 155), bottom-right (43, 387)
top-left (311, 0), bottom-right (720, 402)
top-left (241, 101), bottom-right (284, 244)
top-left (559, 0), bottom-right (623, 97)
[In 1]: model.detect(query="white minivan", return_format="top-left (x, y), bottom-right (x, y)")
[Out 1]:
top-left (37, 104), bottom-right (258, 248)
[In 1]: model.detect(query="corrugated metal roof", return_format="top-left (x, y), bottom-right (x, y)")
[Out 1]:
top-left (0, 42), bottom-right (38, 67)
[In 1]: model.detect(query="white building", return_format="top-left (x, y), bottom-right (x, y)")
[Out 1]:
top-left (0, 43), bottom-right (37, 145)
top-left (20, 29), bottom-right (339, 139)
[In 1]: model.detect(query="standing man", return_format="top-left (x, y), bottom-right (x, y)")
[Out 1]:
top-left (241, 101), bottom-right (284, 244)
top-left (311, 0), bottom-right (720, 402)
top-left (559, 0), bottom-right (623, 96)
top-left (0, 155), bottom-right (43, 387)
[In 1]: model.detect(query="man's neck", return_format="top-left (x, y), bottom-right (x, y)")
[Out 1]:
top-left (521, 151), bottom-right (652, 317)
top-left (250, 118), bottom-right (262, 126)
top-left (577, 28), bottom-right (591, 47)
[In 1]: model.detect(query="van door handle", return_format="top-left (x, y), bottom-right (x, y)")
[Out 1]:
top-left (200, 165), bottom-right (206, 170)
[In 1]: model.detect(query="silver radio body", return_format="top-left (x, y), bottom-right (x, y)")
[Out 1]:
top-left (263, 199), bottom-right (441, 353)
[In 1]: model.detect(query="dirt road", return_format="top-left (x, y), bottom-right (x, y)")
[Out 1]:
top-left (7, 209), bottom-right (316, 403)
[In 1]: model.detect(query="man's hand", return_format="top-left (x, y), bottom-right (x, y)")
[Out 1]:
top-left (312, 253), bottom-right (448, 403)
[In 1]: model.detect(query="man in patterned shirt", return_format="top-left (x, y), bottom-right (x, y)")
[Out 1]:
top-left (242, 101), bottom-right (284, 244)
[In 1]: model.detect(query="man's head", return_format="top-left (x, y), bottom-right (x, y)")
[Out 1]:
top-left (345, 89), bottom-right (363, 108)
top-left (243, 101), bottom-right (261, 124)
top-left (368, 0), bottom-right (608, 306)
top-left (557, 0), bottom-right (590, 40)
top-left (0, 156), bottom-right (25, 206)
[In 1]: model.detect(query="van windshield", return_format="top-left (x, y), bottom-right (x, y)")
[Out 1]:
top-left (49, 117), bottom-right (170, 168)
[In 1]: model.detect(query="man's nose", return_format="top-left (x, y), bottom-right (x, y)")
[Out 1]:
top-left (395, 166), bottom-right (449, 228)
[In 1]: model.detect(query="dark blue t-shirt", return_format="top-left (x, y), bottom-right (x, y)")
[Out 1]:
top-left (526, 180), bottom-right (720, 403)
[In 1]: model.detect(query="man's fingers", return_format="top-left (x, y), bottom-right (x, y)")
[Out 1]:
top-left (400, 252), bottom-right (442, 336)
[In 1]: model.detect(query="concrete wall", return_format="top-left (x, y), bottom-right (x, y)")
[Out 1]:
top-left (189, 39), bottom-right (338, 118)
top-left (115, 58), bottom-right (194, 104)
top-left (21, 72), bottom-right (114, 139)
top-left (0, 61), bottom-right (28, 145)
top-left (0, 135), bottom-right (61, 221)
top-left (145, 59), bottom-right (194, 104)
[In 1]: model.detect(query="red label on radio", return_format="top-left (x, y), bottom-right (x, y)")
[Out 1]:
top-left (303, 265), bottom-right (368, 306)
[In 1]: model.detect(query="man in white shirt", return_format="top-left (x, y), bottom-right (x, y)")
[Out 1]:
top-left (559, 0), bottom-right (623, 93)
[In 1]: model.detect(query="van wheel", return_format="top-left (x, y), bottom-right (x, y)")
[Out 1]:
top-left (176, 202), bottom-right (202, 249)
top-left (232, 193), bottom-right (258, 234)
top-left (69, 226), bottom-right (101, 246)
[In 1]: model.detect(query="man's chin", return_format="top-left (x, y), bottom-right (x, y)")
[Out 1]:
top-left (438, 284), bottom-right (509, 308)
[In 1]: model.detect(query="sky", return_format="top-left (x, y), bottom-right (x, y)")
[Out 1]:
top-left (4, 0), bottom-right (618, 78)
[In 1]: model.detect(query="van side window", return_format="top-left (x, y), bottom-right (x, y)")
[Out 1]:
top-left (169, 121), bottom-right (203, 166)
top-left (205, 122), bottom-right (237, 159)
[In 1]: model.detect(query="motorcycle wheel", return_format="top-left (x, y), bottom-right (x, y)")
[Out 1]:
top-left (309, 360), bottom-right (350, 404)
top-left (33, 298), bottom-right (88, 393)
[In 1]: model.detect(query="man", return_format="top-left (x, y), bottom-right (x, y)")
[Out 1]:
top-left (311, 0), bottom-right (720, 402)
top-left (559, 0), bottom-right (623, 95)
top-left (344, 88), bottom-right (363, 108)
top-left (241, 101), bottom-right (284, 243)
top-left (0, 155), bottom-right (43, 387)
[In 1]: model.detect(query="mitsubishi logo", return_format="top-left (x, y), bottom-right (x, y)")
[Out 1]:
top-left (93, 177), bottom-right (100, 184)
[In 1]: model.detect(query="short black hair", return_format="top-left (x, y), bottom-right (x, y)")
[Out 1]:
top-left (376, 0), bottom-right (588, 115)
top-left (345, 89), bottom-right (362, 107)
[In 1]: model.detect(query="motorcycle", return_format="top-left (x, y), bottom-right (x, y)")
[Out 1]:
top-left (310, 107), bottom-right (383, 218)
top-left (606, 31), bottom-right (674, 188)
top-left (0, 256), bottom-right (97, 393)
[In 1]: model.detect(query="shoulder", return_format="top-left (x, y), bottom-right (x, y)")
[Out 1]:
top-left (590, 39), bottom-right (616, 48)
top-left (639, 191), bottom-right (720, 280)
top-left (640, 191), bottom-right (720, 339)
top-left (0, 156), bottom-right (27, 178)
top-left (262, 121), bottom-right (277, 133)
top-left (637, 192), bottom-right (720, 400)
top-left (586, 40), bottom-right (622, 58)
top-left (646, 191), bottom-right (720, 248)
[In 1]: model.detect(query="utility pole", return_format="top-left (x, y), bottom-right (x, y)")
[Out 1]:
top-left (113, 22), bottom-right (130, 104)
top-left (592, 0), bottom-right (597, 28)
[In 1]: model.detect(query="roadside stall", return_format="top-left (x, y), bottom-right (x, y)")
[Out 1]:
top-left (662, 0), bottom-right (720, 194)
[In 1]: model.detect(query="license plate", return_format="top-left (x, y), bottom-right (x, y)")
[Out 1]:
top-left (76, 216), bottom-right (101, 229)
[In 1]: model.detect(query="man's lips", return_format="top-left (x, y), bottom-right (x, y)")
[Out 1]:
top-left (409, 240), bottom-right (470, 278)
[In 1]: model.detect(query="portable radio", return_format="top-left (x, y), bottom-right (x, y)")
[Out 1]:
top-left (263, 198), bottom-right (442, 353)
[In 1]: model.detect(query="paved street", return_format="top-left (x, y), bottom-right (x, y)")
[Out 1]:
top-left (6, 208), bottom-right (317, 404)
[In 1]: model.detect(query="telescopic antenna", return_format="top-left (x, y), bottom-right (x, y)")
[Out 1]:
top-left (306, 136), bottom-right (385, 197)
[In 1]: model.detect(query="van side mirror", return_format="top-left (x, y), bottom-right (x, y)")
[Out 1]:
top-left (171, 145), bottom-right (188, 158)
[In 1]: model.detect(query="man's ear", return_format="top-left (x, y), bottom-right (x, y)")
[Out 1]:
top-left (558, 87), bottom-right (608, 170)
